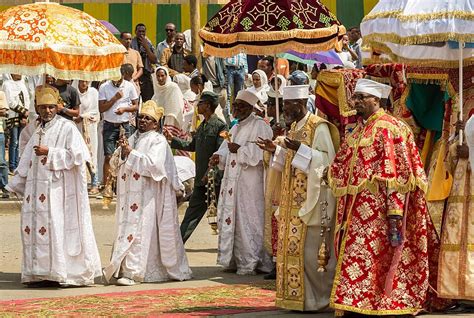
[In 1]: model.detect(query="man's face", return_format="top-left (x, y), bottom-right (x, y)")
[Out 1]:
top-left (352, 93), bottom-right (378, 118)
top-left (232, 99), bottom-right (253, 120)
top-left (267, 98), bottom-right (279, 118)
top-left (112, 77), bottom-right (123, 88)
top-left (78, 80), bottom-right (89, 93)
top-left (175, 33), bottom-right (185, 48)
top-left (137, 114), bottom-right (158, 133)
top-left (165, 23), bottom-right (176, 40)
top-left (55, 79), bottom-right (68, 86)
top-left (183, 60), bottom-right (193, 73)
top-left (11, 74), bottom-right (22, 81)
top-left (349, 29), bottom-right (360, 43)
top-left (121, 33), bottom-right (132, 49)
top-left (45, 75), bottom-right (55, 85)
top-left (156, 69), bottom-right (167, 86)
top-left (197, 100), bottom-right (209, 115)
top-left (283, 99), bottom-right (306, 126)
top-left (136, 25), bottom-right (146, 38)
top-left (37, 104), bottom-right (58, 123)
top-left (257, 60), bottom-right (272, 76)
top-left (342, 34), bottom-right (349, 46)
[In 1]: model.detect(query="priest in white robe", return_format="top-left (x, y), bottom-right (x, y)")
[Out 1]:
top-left (209, 89), bottom-right (273, 275)
top-left (7, 85), bottom-right (102, 287)
top-left (103, 100), bottom-right (192, 286)
top-left (257, 85), bottom-right (340, 311)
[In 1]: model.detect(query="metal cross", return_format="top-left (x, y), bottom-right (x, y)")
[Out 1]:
top-left (37, 127), bottom-right (45, 145)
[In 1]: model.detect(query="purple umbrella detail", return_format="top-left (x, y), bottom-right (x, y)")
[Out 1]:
top-left (277, 50), bottom-right (343, 65)
top-left (100, 20), bottom-right (120, 35)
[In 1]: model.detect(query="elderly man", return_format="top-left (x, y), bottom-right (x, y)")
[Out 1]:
top-left (328, 79), bottom-right (441, 315)
top-left (168, 91), bottom-right (227, 243)
top-left (159, 33), bottom-right (190, 77)
top-left (209, 89), bottom-right (273, 275)
top-left (257, 85), bottom-right (339, 311)
top-left (104, 100), bottom-right (192, 286)
top-left (7, 85), bottom-right (102, 287)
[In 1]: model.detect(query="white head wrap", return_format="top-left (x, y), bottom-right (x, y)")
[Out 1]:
top-left (354, 78), bottom-right (392, 99)
top-left (235, 89), bottom-right (260, 106)
top-left (283, 85), bottom-right (310, 100)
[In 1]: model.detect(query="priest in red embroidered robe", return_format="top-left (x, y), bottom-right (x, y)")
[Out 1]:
top-left (210, 89), bottom-right (273, 275)
top-left (328, 79), bottom-right (442, 315)
top-left (103, 100), bottom-right (192, 286)
top-left (7, 86), bottom-right (102, 287)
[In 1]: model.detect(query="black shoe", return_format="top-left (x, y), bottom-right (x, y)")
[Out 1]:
top-left (1, 188), bottom-right (9, 199)
top-left (264, 268), bottom-right (276, 280)
top-left (26, 280), bottom-right (61, 288)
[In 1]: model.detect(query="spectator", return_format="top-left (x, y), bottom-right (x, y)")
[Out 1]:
top-left (160, 33), bottom-right (190, 77)
top-left (1, 74), bottom-right (29, 173)
top-left (224, 53), bottom-right (248, 124)
top-left (98, 64), bottom-right (139, 193)
top-left (183, 55), bottom-right (199, 78)
top-left (348, 27), bottom-right (363, 68)
top-left (156, 23), bottom-right (176, 62)
top-left (52, 78), bottom-right (81, 121)
top-left (202, 54), bottom-right (227, 111)
top-left (0, 92), bottom-right (9, 198)
top-left (120, 31), bottom-right (144, 95)
top-left (131, 23), bottom-right (157, 102)
top-left (257, 56), bottom-right (275, 83)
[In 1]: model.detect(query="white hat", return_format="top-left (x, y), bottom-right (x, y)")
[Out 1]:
top-left (283, 85), bottom-right (309, 100)
top-left (354, 79), bottom-right (392, 99)
top-left (235, 89), bottom-right (260, 106)
top-left (267, 88), bottom-right (283, 99)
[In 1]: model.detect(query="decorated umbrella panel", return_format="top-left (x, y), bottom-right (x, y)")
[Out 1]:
top-left (0, 2), bottom-right (126, 81)
top-left (199, 0), bottom-right (346, 57)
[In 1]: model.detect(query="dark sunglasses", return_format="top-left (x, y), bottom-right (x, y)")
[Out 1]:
top-left (165, 29), bottom-right (175, 32)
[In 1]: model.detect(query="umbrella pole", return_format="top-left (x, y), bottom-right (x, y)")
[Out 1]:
top-left (274, 54), bottom-right (279, 123)
top-left (459, 41), bottom-right (464, 146)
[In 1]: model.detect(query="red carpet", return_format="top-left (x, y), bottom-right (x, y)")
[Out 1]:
top-left (0, 283), bottom-right (277, 317)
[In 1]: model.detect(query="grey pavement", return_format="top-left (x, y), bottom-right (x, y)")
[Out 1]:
top-left (0, 202), bottom-right (473, 317)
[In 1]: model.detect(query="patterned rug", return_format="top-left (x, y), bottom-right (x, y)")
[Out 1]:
top-left (0, 283), bottom-right (277, 317)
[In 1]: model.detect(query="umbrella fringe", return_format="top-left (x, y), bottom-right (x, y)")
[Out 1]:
top-left (199, 25), bottom-right (344, 44)
top-left (364, 32), bottom-right (474, 47)
top-left (202, 40), bottom-right (342, 59)
top-left (363, 9), bottom-right (474, 23)
top-left (0, 41), bottom-right (126, 56)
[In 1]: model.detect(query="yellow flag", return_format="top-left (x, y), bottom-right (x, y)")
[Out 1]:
top-left (427, 140), bottom-right (453, 201)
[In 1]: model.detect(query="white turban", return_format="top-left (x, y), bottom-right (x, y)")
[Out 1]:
top-left (283, 85), bottom-right (309, 100)
top-left (235, 89), bottom-right (260, 106)
top-left (354, 78), bottom-right (392, 99)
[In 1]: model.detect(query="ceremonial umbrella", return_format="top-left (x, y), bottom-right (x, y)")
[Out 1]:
top-left (361, 0), bottom-right (474, 128)
top-left (199, 0), bottom-right (345, 121)
top-left (199, 0), bottom-right (345, 58)
top-left (277, 49), bottom-right (343, 66)
top-left (0, 2), bottom-right (126, 81)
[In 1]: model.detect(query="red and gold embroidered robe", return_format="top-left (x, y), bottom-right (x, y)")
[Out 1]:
top-left (328, 109), bottom-right (441, 315)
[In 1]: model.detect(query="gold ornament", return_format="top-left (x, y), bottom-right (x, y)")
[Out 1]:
top-left (206, 167), bottom-right (219, 235)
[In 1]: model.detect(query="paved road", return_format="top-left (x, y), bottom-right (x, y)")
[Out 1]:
top-left (1, 203), bottom-right (473, 317)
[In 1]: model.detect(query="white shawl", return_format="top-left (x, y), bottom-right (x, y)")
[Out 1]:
top-left (152, 66), bottom-right (185, 129)
top-left (248, 70), bottom-right (269, 104)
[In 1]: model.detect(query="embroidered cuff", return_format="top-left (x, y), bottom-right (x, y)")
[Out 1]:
top-left (387, 209), bottom-right (404, 217)
top-left (291, 143), bottom-right (312, 173)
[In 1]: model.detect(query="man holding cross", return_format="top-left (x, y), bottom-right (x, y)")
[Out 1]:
top-left (7, 85), bottom-right (101, 287)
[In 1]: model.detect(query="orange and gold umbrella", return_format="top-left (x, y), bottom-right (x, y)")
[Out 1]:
top-left (0, 2), bottom-right (126, 81)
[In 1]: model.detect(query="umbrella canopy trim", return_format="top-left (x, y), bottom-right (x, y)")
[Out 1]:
top-left (362, 10), bottom-right (474, 23)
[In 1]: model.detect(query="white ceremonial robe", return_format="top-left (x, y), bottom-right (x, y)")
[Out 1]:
top-left (7, 116), bottom-right (102, 285)
top-left (103, 131), bottom-right (192, 283)
top-left (215, 113), bottom-right (273, 275)
top-left (272, 112), bottom-right (337, 311)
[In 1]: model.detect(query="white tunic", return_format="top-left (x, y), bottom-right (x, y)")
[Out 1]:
top-left (103, 131), bottom-right (192, 282)
top-left (215, 113), bottom-right (273, 275)
top-left (7, 116), bottom-right (102, 285)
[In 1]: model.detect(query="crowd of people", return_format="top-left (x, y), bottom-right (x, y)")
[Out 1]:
top-left (0, 21), bottom-right (473, 317)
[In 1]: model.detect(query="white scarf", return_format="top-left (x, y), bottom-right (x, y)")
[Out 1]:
top-left (152, 66), bottom-right (185, 128)
top-left (248, 70), bottom-right (269, 103)
top-left (173, 73), bottom-right (196, 102)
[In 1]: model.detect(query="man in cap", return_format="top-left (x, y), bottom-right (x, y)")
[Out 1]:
top-left (209, 89), bottom-right (273, 275)
top-left (6, 85), bottom-right (102, 287)
top-left (104, 100), bottom-right (192, 286)
top-left (327, 79), bottom-right (442, 315)
top-left (257, 85), bottom-right (340, 311)
top-left (167, 91), bottom-right (228, 243)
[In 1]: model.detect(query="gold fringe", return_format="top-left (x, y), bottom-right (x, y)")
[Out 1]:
top-left (440, 244), bottom-right (474, 252)
top-left (365, 41), bottom-right (474, 68)
top-left (363, 10), bottom-right (474, 23)
top-left (316, 70), bottom-right (359, 118)
top-left (0, 41), bottom-right (126, 56)
top-left (0, 63), bottom-right (122, 81)
top-left (199, 24), bottom-right (345, 44)
top-left (202, 38), bottom-right (342, 58)
top-left (364, 32), bottom-right (474, 47)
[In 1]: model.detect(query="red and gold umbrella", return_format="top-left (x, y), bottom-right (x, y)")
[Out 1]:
top-left (199, 0), bottom-right (345, 57)
top-left (0, 2), bottom-right (126, 80)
